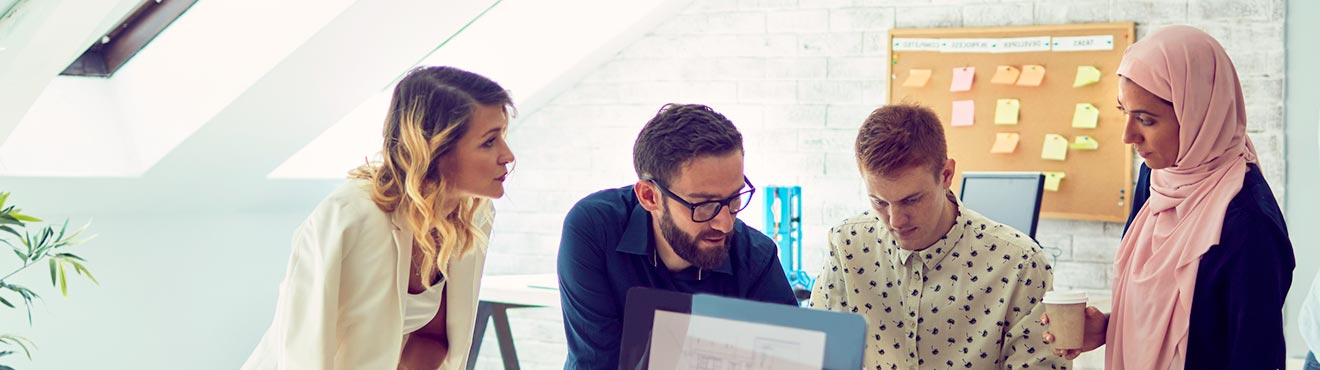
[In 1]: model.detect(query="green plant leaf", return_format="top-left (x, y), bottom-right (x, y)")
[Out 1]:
top-left (0, 351), bottom-right (11, 358)
top-left (0, 191), bottom-right (9, 207)
top-left (37, 227), bottom-right (52, 251)
top-left (66, 260), bottom-right (98, 285)
top-left (1, 284), bottom-right (39, 325)
top-left (0, 225), bottom-right (17, 239)
top-left (54, 253), bottom-right (85, 262)
top-left (61, 223), bottom-right (93, 247)
top-left (48, 259), bottom-right (56, 287)
top-left (54, 219), bottom-right (67, 243)
top-left (57, 261), bottom-right (68, 297)
top-left (0, 295), bottom-right (12, 309)
top-left (0, 335), bottom-right (34, 360)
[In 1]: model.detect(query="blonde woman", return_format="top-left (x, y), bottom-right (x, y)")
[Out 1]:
top-left (242, 66), bottom-right (516, 370)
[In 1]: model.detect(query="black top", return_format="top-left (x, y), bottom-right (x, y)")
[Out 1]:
top-left (556, 185), bottom-right (798, 370)
top-left (1125, 163), bottom-right (1295, 370)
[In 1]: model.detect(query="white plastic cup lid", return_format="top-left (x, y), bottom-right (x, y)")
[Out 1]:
top-left (1042, 290), bottom-right (1088, 304)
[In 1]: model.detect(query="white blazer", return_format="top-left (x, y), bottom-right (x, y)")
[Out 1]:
top-left (242, 179), bottom-right (492, 370)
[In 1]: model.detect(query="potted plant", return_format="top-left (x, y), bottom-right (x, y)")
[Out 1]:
top-left (0, 192), bottom-right (98, 370)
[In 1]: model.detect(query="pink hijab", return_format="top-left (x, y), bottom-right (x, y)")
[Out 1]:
top-left (1107, 25), bottom-right (1258, 370)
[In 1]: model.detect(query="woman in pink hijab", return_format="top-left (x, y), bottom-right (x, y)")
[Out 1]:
top-left (1042, 25), bottom-right (1295, 369)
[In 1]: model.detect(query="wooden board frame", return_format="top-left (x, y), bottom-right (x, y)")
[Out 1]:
top-left (887, 22), bottom-right (1136, 223)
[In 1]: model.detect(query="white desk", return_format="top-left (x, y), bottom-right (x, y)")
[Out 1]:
top-left (466, 274), bottom-right (560, 370)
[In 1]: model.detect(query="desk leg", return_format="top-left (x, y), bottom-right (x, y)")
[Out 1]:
top-left (466, 302), bottom-right (494, 370)
top-left (491, 304), bottom-right (520, 370)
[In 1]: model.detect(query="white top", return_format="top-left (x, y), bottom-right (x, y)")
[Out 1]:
top-left (403, 279), bottom-right (446, 335)
top-left (241, 179), bottom-right (493, 370)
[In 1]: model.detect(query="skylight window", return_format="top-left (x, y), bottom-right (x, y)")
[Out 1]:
top-left (61, 0), bottom-right (197, 77)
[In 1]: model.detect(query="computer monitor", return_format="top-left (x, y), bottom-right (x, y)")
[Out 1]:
top-left (958, 171), bottom-right (1045, 238)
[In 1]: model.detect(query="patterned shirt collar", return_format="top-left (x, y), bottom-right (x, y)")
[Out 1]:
top-left (890, 190), bottom-right (967, 270)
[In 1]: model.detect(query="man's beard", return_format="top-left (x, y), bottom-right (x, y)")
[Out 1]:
top-left (659, 205), bottom-right (731, 269)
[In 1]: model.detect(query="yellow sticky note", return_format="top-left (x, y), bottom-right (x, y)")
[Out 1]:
top-left (1072, 103), bottom-right (1099, 128)
top-left (903, 69), bottom-right (932, 87)
top-left (1041, 134), bottom-right (1068, 161)
top-left (991, 132), bottom-right (1020, 154)
top-left (1016, 64), bottom-right (1046, 86)
top-left (1043, 172), bottom-right (1066, 192)
top-left (951, 100), bottom-right (975, 127)
top-left (991, 65), bottom-right (1020, 85)
top-left (950, 67), bottom-right (975, 92)
top-left (994, 99), bottom-right (1020, 125)
top-left (1070, 135), bottom-right (1100, 150)
top-left (1074, 66), bottom-right (1101, 87)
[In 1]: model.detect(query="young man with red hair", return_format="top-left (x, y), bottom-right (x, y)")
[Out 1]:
top-left (810, 103), bottom-right (1068, 370)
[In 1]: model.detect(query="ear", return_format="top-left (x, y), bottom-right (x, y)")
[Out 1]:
top-left (940, 159), bottom-right (956, 189)
top-left (635, 180), bottom-right (663, 212)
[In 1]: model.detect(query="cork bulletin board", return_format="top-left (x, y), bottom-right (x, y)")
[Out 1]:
top-left (887, 22), bottom-right (1136, 223)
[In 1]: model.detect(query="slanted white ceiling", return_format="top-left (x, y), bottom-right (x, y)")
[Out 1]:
top-left (0, 0), bottom-right (689, 215)
top-left (271, 0), bottom-right (688, 179)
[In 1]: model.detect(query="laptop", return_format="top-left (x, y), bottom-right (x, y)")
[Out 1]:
top-left (618, 287), bottom-right (866, 370)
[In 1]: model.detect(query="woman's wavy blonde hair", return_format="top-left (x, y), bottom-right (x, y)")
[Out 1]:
top-left (351, 66), bottom-right (513, 288)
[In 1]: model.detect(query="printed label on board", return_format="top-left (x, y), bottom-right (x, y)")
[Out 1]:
top-left (1052, 35), bottom-right (1115, 51)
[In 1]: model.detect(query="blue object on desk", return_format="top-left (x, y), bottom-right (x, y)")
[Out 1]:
top-left (690, 294), bottom-right (867, 370)
top-left (764, 185), bottom-right (813, 300)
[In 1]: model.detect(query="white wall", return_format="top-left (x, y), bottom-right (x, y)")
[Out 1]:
top-left (488, 0), bottom-right (1288, 367)
top-left (1284, 0), bottom-right (1319, 358)
top-left (0, 1), bottom-right (1296, 369)
top-left (0, 206), bottom-right (327, 370)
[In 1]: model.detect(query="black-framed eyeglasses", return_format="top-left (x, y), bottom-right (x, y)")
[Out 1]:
top-left (643, 176), bottom-right (755, 223)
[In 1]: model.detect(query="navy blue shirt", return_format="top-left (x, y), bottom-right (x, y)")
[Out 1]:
top-left (557, 185), bottom-right (797, 370)
top-left (1126, 163), bottom-right (1294, 370)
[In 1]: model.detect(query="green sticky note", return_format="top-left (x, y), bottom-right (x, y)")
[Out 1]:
top-left (1072, 103), bottom-right (1099, 129)
top-left (994, 99), bottom-right (1020, 125)
top-left (1070, 135), bottom-right (1099, 150)
top-left (1043, 172), bottom-right (1066, 192)
top-left (1041, 134), bottom-right (1069, 161)
top-left (1073, 66), bottom-right (1101, 87)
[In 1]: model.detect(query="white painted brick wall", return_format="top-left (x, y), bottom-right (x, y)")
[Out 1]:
top-left (766, 9), bottom-right (831, 33)
top-left (797, 32), bottom-right (864, 55)
top-left (482, 1), bottom-right (1287, 368)
top-left (829, 7), bottom-right (897, 31)
top-left (1111, 1), bottom-right (1188, 24)
top-left (1034, 1), bottom-right (1112, 25)
top-left (826, 56), bottom-right (889, 80)
top-left (963, 3), bottom-right (1037, 27)
top-left (766, 57), bottom-right (827, 79)
top-left (895, 5), bottom-right (964, 28)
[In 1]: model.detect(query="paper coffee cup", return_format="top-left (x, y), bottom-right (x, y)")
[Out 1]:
top-left (1042, 290), bottom-right (1088, 350)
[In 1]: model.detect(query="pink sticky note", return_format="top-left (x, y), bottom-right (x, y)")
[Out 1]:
top-left (951, 100), bottom-right (975, 127)
top-left (950, 67), bottom-right (975, 92)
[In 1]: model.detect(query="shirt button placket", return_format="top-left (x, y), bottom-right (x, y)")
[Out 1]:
top-left (905, 260), bottom-right (924, 370)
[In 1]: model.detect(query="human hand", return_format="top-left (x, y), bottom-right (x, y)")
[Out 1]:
top-left (1041, 306), bottom-right (1108, 360)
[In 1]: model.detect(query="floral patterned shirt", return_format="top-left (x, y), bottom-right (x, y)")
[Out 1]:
top-left (810, 194), bottom-right (1069, 370)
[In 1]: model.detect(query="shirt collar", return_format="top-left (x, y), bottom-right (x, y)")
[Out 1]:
top-left (890, 190), bottom-right (968, 270)
top-left (615, 202), bottom-right (733, 275)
